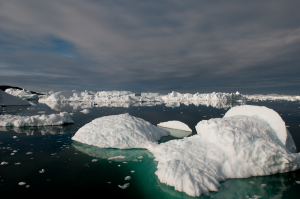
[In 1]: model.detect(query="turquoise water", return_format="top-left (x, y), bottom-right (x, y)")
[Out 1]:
top-left (0, 100), bottom-right (300, 198)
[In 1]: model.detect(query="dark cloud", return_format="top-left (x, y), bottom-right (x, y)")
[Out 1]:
top-left (0, 0), bottom-right (300, 94)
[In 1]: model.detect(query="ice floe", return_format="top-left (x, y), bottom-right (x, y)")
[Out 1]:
top-left (0, 89), bottom-right (31, 106)
top-left (118, 183), bottom-right (130, 189)
top-left (244, 94), bottom-right (300, 101)
top-left (71, 113), bottom-right (169, 149)
top-left (5, 88), bottom-right (38, 100)
top-left (157, 121), bottom-right (192, 132)
top-left (147, 105), bottom-right (300, 197)
top-left (0, 112), bottom-right (74, 127)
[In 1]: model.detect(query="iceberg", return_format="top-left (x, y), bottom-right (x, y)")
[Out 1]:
top-left (5, 88), bottom-right (38, 100)
top-left (71, 113), bottom-right (169, 149)
top-left (244, 94), bottom-right (300, 101)
top-left (148, 105), bottom-right (300, 197)
top-left (0, 112), bottom-right (74, 127)
top-left (0, 89), bottom-right (31, 106)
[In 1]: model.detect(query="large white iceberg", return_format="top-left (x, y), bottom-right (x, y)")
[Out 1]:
top-left (0, 89), bottom-right (31, 106)
top-left (0, 112), bottom-right (74, 127)
top-left (5, 88), bottom-right (38, 100)
top-left (148, 105), bottom-right (300, 197)
top-left (71, 113), bottom-right (169, 149)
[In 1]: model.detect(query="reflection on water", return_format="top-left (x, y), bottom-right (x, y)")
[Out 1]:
top-left (0, 124), bottom-right (73, 135)
top-left (72, 141), bottom-right (154, 162)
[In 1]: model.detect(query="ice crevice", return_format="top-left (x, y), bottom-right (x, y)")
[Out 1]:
top-left (71, 105), bottom-right (300, 197)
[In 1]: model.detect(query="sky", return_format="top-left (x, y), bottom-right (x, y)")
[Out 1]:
top-left (0, 0), bottom-right (300, 95)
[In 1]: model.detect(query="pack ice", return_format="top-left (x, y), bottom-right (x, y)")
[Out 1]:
top-left (148, 105), bottom-right (300, 197)
top-left (71, 113), bottom-right (169, 149)
top-left (0, 112), bottom-right (74, 127)
top-left (0, 89), bottom-right (31, 106)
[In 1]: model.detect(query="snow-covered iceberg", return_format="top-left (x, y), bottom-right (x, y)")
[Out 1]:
top-left (71, 113), bottom-right (169, 149)
top-left (0, 112), bottom-right (74, 127)
top-left (0, 89), bottom-right (31, 106)
top-left (148, 105), bottom-right (300, 197)
top-left (5, 88), bottom-right (38, 100)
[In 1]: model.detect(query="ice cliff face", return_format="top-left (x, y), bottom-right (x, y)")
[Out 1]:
top-left (0, 89), bottom-right (31, 106)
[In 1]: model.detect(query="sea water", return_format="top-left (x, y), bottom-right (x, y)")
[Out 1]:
top-left (0, 100), bottom-right (300, 198)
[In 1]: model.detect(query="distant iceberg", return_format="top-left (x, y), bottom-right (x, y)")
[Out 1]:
top-left (0, 112), bottom-right (74, 127)
top-left (244, 94), bottom-right (300, 101)
top-left (71, 113), bottom-right (169, 149)
top-left (5, 88), bottom-right (38, 100)
top-left (0, 89), bottom-right (31, 106)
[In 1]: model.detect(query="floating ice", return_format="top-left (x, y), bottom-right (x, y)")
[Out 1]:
top-left (157, 121), bottom-right (192, 132)
top-left (224, 105), bottom-right (296, 153)
top-left (91, 159), bottom-right (97, 162)
top-left (244, 94), bottom-right (300, 101)
top-left (137, 156), bottom-right (143, 159)
top-left (5, 88), bottom-right (38, 100)
top-left (260, 184), bottom-right (267, 187)
top-left (130, 170), bottom-right (135, 173)
top-left (39, 169), bottom-right (45, 173)
top-left (148, 105), bottom-right (300, 197)
top-left (12, 136), bottom-right (17, 139)
top-left (72, 113), bottom-right (169, 149)
top-left (118, 183), bottom-right (130, 189)
top-left (18, 182), bottom-right (26, 186)
top-left (0, 112), bottom-right (74, 127)
top-left (0, 161), bottom-right (8, 165)
top-left (80, 109), bottom-right (90, 114)
top-left (0, 89), bottom-right (31, 106)
top-left (124, 176), bottom-right (131, 180)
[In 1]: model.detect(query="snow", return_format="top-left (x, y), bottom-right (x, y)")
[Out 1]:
top-left (147, 105), bottom-right (300, 197)
top-left (71, 113), bottom-right (169, 149)
top-left (5, 88), bottom-right (38, 100)
top-left (0, 112), bottom-right (74, 127)
top-left (157, 121), bottom-right (192, 132)
top-left (224, 105), bottom-right (296, 152)
top-left (0, 89), bottom-right (31, 106)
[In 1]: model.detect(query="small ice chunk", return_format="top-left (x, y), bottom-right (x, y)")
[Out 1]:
top-left (11, 153), bottom-right (15, 155)
top-left (39, 169), bottom-right (45, 173)
top-left (15, 162), bottom-right (21, 165)
top-left (130, 170), bottom-right (135, 173)
top-left (250, 181), bottom-right (255, 184)
top-left (137, 156), bottom-right (143, 159)
top-left (18, 182), bottom-right (26, 186)
top-left (118, 183), bottom-right (130, 189)
top-left (108, 156), bottom-right (126, 160)
top-left (260, 184), bottom-right (267, 187)
top-left (157, 121), bottom-right (192, 132)
top-left (92, 159), bottom-right (97, 162)
top-left (252, 195), bottom-right (262, 199)
top-left (26, 152), bottom-right (33, 155)
top-left (107, 182), bottom-right (111, 184)
top-left (125, 176), bottom-right (131, 180)
top-left (296, 181), bottom-right (300, 184)
top-left (132, 159), bottom-right (138, 162)
top-left (51, 153), bottom-right (57, 155)
top-left (13, 150), bottom-right (18, 153)
top-left (118, 165), bottom-right (121, 167)
top-left (80, 109), bottom-right (90, 114)
top-left (12, 136), bottom-right (17, 139)
top-left (26, 185), bottom-right (30, 188)
top-left (1, 161), bottom-right (8, 165)
top-left (122, 162), bottom-right (128, 163)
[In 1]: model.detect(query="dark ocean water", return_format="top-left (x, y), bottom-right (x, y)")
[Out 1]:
top-left (0, 100), bottom-right (300, 198)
